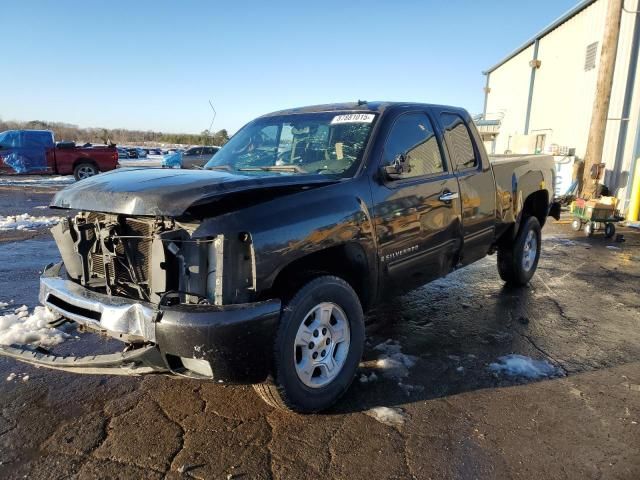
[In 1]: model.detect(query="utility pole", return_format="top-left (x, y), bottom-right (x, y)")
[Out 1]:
top-left (581, 0), bottom-right (623, 198)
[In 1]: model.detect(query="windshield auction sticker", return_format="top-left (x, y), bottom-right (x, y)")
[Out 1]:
top-left (330, 113), bottom-right (375, 124)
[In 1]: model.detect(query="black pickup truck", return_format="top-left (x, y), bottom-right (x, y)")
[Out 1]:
top-left (1, 102), bottom-right (560, 412)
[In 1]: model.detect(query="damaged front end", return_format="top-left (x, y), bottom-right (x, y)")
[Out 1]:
top-left (2, 212), bottom-right (281, 383)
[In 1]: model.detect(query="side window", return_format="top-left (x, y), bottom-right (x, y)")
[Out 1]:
top-left (383, 113), bottom-right (445, 178)
top-left (0, 131), bottom-right (21, 148)
top-left (440, 113), bottom-right (477, 170)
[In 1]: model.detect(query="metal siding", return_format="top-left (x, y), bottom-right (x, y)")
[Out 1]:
top-left (602, 0), bottom-right (640, 210)
top-left (484, 44), bottom-right (535, 154)
top-left (611, 0), bottom-right (640, 209)
top-left (484, 0), bottom-right (600, 74)
top-left (528, 0), bottom-right (606, 158)
top-left (484, 0), bottom-right (640, 210)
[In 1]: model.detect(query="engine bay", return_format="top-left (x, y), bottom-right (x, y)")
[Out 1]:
top-left (50, 212), bottom-right (255, 306)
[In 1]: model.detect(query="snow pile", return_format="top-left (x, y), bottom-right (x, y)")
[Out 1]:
top-left (0, 305), bottom-right (68, 347)
top-left (365, 406), bottom-right (408, 427)
top-left (374, 339), bottom-right (417, 379)
top-left (0, 213), bottom-right (60, 231)
top-left (489, 354), bottom-right (560, 379)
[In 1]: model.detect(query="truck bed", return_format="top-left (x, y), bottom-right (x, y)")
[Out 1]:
top-left (489, 154), bottom-right (556, 229)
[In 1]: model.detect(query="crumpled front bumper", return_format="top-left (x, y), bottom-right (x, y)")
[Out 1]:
top-left (39, 262), bottom-right (156, 342)
top-left (0, 262), bottom-right (282, 383)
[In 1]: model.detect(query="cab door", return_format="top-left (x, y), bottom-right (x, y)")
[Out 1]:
top-left (435, 110), bottom-right (496, 265)
top-left (371, 111), bottom-right (463, 293)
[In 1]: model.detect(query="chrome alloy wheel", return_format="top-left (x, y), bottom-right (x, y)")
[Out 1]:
top-left (293, 302), bottom-right (351, 388)
top-left (77, 165), bottom-right (97, 179)
top-left (522, 229), bottom-right (537, 272)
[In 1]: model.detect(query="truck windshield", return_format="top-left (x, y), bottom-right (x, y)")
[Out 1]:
top-left (204, 112), bottom-right (376, 177)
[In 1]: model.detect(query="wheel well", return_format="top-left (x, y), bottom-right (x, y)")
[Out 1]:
top-left (497, 190), bottom-right (549, 247)
top-left (73, 158), bottom-right (98, 170)
top-left (521, 190), bottom-right (549, 228)
top-left (266, 243), bottom-right (371, 310)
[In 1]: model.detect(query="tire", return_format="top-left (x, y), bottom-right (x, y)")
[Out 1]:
top-left (571, 219), bottom-right (582, 231)
top-left (497, 216), bottom-right (542, 286)
top-left (584, 222), bottom-right (594, 237)
top-left (253, 275), bottom-right (364, 413)
top-left (74, 162), bottom-right (99, 181)
top-left (604, 222), bottom-right (616, 239)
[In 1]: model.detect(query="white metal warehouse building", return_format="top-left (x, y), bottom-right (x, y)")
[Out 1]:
top-left (479, 0), bottom-right (640, 214)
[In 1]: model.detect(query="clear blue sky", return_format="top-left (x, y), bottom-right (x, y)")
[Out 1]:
top-left (2, 0), bottom-right (578, 134)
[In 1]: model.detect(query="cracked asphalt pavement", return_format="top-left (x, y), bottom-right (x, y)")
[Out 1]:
top-left (1, 179), bottom-right (639, 479)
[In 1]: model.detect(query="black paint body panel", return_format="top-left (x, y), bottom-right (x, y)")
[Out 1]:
top-left (156, 299), bottom-right (281, 383)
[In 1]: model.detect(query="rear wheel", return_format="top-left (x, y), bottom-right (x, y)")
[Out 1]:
top-left (253, 275), bottom-right (364, 413)
top-left (584, 222), bottom-right (595, 237)
top-left (497, 216), bottom-right (541, 286)
top-left (73, 162), bottom-right (98, 181)
top-left (604, 222), bottom-right (616, 239)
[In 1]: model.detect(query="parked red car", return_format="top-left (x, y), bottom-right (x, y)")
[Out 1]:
top-left (0, 130), bottom-right (118, 180)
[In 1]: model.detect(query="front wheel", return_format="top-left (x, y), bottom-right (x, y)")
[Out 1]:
top-left (73, 162), bottom-right (99, 181)
top-left (571, 219), bottom-right (582, 231)
top-left (497, 216), bottom-right (542, 286)
top-left (253, 275), bottom-right (364, 413)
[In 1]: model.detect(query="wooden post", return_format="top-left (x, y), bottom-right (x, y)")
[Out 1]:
top-left (581, 0), bottom-right (623, 198)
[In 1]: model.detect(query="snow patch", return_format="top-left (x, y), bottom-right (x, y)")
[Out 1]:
top-left (359, 372), bottom-right (378, 383)
top-left (5, 372), bottom-right (31, 382)
top-left (365, 406), bottom-right (408, 427)
top-left (398, 381), bottom-right (424, 396)
top-left (374, 339), bottom-right (417, 380)
top-left (0, 213), bottom-right (60, 231)
top-left (0, 175), bottom-right (74, 187)
top-left (0, 305), bottom-right (69, 347)
top-left (489, 354), bottom-right (560, 379)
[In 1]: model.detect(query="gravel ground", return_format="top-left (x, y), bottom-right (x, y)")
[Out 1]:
top-left (0, 178), bottom-right (639, 479)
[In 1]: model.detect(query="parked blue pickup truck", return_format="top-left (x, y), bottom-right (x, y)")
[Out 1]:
top-left (0, 129), bottom-right (118, 180)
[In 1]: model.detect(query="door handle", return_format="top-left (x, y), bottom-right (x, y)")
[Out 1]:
top-left (439, 191), bottom-right (459, 202)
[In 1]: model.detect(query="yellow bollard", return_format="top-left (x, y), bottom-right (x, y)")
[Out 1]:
top-left (629, 159), bottom-right (640, 221)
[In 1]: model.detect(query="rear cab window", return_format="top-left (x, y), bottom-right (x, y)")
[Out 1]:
top-left (23, 131), bottom-right (54, 149)
top-left (439, 113), bottom-right (477, 171)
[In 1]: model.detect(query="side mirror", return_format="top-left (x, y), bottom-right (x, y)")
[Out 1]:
top-left (382, 154), bottom-right (406, 180)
